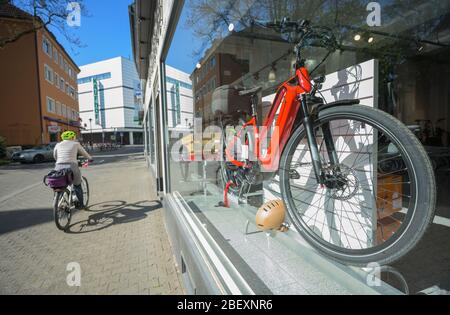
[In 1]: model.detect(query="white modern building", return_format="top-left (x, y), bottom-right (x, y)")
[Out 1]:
top-left (78, 56), bottom-right (143, 145)
top-left (166, 65), bottom-right (193, 131)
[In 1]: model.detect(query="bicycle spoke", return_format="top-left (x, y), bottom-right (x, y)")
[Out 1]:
top-left (284, 114), bottom-right (419, 251)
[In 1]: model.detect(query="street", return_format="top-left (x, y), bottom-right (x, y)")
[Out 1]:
top-left (0, 146), bottom-right (183, 295)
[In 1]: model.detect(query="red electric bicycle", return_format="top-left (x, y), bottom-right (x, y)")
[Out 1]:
top-left (219, 18), bottom-right (436, 266)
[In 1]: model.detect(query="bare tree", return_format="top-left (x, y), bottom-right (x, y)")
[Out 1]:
top-left (0, 0), bottom-right (88, 49)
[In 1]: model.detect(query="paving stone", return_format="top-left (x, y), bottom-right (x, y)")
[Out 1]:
top-left (0, 155), bottom-right (184, 295)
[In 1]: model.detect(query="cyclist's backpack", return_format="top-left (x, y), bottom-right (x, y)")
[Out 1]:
top-left (43, 168), bottom-right (74, 189)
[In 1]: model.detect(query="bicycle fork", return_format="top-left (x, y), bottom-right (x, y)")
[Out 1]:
top-left (299, 94), bottom-right (339, 184)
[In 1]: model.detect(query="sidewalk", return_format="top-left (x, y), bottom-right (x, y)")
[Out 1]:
top-left (0, 156), bottom-right (184, 295)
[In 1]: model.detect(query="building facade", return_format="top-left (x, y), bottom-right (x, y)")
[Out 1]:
top-left (77, 56), bottom-right (143, 145)
top-left (0, 2), bottom-right (80, 146)
top-left (166, 65), bottom-right (193, 131)
top-left (130, 0), bottom-right (450, 295)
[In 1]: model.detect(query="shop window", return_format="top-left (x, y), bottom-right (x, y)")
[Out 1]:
top-left (162, 0), bottom-right (450, 294)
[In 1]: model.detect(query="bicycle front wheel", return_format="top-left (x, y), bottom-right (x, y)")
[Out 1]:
top-left (53, 190), bottom-right (72, 231)
top-left (279, 105), bottom-right (436, 266)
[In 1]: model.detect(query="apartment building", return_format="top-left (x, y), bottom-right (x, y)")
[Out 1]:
top-left (0, 2), bottom-right (80, 146)
top-left (190, 42), bottom-right (250, 125)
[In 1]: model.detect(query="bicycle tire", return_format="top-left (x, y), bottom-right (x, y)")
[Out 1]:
top-left (82, 176), bottom-right (89, 207)
top-left (53, 189), bottom-right (72, 231)
top-left (279, 105), bottom-right (436, 266)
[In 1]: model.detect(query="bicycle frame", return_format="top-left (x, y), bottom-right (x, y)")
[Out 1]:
top-left (225, 67), bottom-right (318, 173)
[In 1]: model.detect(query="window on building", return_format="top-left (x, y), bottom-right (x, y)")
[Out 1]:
top-left (69, 86), bottom-right (75, 99)
top-left (56, 101), bottom-right (61, 116)
top-left (44, 64), bottom-right (53, 84)
top-left (66, 83), bottom-right (69, 95)
top-left (60, 54), bottom-right (64, 69)
top-left (61, 104), bottom-right (67, 117)
top-left (54, 73), bottom-right (60, 89)
top-left (77, 72), bottom-right (112, 85)
top-left (46, 97), bottom-right (55, 113)
top-left (53, 47), bottom-right (58, 63)
top-left (60, 78), bottom-right (65, 90)
top-left (42, 37), bottom-right (51, 56)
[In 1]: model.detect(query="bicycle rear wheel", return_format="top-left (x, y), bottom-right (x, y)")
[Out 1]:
top-left (53, 190), bottom-right (72, 231)
top-left (280, 105), bottom-right (436, 266)
top-left (81, 176), bottom-right (89, 207)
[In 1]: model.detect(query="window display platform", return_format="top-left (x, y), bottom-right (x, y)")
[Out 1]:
top-left (167, 180), bottom-right (402, 295)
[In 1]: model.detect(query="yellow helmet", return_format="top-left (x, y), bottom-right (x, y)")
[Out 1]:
top-left (61, 131), bottom-right (76, 141)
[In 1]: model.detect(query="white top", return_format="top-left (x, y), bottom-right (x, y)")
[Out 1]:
top-left (54, 140), bottom-right (92, 164)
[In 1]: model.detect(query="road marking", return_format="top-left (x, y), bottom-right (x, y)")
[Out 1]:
top-left (0, 182), bottom-right (42, 205)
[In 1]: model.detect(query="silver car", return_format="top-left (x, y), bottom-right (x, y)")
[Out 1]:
top-left (11, 143), bottom-right (57, 164)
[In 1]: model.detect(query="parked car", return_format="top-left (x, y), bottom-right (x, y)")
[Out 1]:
top-left (11, 143), bottom-right (57, 164)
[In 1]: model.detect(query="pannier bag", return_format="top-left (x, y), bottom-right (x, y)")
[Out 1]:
top-left (43, 168), bottom-right (74, 189)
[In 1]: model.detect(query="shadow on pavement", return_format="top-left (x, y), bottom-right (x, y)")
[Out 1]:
top-left (84, 200), bottom-right (128, 213)
top-left (66, 200), bottom-right (162, 234)
top-left (0, 208), bottom-right (53, 235)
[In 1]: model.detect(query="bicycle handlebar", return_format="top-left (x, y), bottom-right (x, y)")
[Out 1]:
top-left (259, 17), bottom-right (337, 52)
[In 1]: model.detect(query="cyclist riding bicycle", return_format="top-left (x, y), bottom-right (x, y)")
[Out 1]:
top-left (53, 131), bottom-right (93, 209)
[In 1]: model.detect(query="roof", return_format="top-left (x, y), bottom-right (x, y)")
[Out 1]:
top-left (128, 0), bottom-right (157, 80)
top-left (0, 0), bottom-right (80, 72)
top-left (0, 0), bottom-right (33, 20)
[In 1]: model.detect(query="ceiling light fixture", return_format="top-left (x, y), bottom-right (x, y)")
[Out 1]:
top-left (268, 64), bottom-right (277, 83)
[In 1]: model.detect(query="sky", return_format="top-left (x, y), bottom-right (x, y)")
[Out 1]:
top-left (166, 6), bottom-right (199, 74)
top-left (47, 1), bottom-right (198, 72)
top-left (50, 0), bottom-right (135, 67)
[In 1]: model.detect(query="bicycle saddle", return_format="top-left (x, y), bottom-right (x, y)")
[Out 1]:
top-left (236, 86), bottom-right (262, 96)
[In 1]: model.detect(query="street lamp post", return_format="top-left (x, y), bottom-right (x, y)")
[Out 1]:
top-left (89, 118), bottom-right (93, 147)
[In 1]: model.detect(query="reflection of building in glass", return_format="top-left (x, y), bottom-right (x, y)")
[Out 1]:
top-left (191, 38), bottom-right (250, 125)
top-left (191, 29), bottom-right (298, 125)
top-left (78, 57), bottom-right (144, 145)
top-left (130, 0), bottom-right (450, 295)
top-left (166, 65), bottom-right (194, 131)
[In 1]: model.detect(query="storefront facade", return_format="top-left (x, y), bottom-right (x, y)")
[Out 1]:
top-left (130, 0), bottom-right (450, 295)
